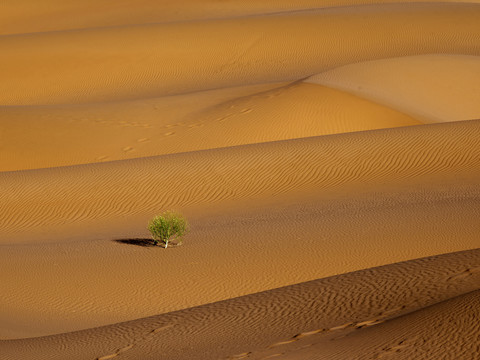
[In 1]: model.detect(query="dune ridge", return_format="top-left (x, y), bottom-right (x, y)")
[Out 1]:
top-left (1, 119), bottom-right (479, 242)
top-left (0, 81), bottom-right (420, 171)
top-left (1, 248), bottom-right (479, 359)
top-left (1, 3), bottom-right (479, 105)
top-left (1, 178), bottom-right (478, 338)
top-left (1, 120), bottom-right (478, 340)
top-left (2, 0), bottom-right (480, 35)
top-left (308, 54), bottom-right (480, 123)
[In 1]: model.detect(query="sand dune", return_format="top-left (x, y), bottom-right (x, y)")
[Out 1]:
top-left (2, 119), bottom-right (479, 243)
top-left (0, 81), bottom-right (420, 171)
top-left (1, 249), bottom-right (479, 359)
top-left (0, 82), bottom-right (286, 171)
top-left (1, 181), bottom-right (479, 338)
top-left (1, 120), bottom-right (479, 340)
top-left (2, 1), bottom-right (480, 359)
top-left (301, 290), bottom-right (480, 360)
top-left (1, 3), bottom-right (479, 105)
top-left (2, 0), bottom-right (479, 35)
top-left (308, 54), bottom-right (480, 123)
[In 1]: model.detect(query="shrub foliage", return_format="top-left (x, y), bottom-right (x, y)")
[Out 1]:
top-left (148, 211), bottom-right (189, 248)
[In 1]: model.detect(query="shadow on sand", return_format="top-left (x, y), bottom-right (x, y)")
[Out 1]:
top-left (113, 238), bottom-right (156, 247)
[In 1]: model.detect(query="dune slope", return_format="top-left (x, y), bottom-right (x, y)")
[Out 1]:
top-left (1, 248), bottom-right (479, 359)
top-left (0, 3), bottom-right (479, 105)
top-left (308, 54), bottom-right (480, 123)
top-left (1, 0), bottom-right (479, 35)
top-left (1, 120), bottom-right (479, 339)
top-left (0, 81), bottom-right (420, 171)
top-left (2, 119), bottom-right (479, 243)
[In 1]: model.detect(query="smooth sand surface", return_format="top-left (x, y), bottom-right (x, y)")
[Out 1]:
top-left (1, 1), bottom-right (480, 359)
top-left (308, 54), bottom-right (480, 123)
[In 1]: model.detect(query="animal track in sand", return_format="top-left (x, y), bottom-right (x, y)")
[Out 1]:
top-left (228, 352), bottom-right (251, 359)
top-left (96, 155), bottom-right (109, 161)
top-left (214, 108), bottom-right (251, 124)
top-left (143, 324), bottom-right (175, 340)
top-left (375, 339), bottom-right (410, 358)
top-left (379, 306), bottom-right (407, 317)
top-left (448, 267), bottom-right (480, 281)
top-left (355, 319), bottom-right (385, 328)
top-left (96, 344), bottom-right (134, 360)
top-left (187, 123), bottom-right (205, 128)
top-left (293, 329), bottom-right (324, 339)
top-left (329, 322), bottom-right (354, 331)
top-left (122, 146), bottom-right (134, 152)
top-left (97, 354), bottom-right (119, 360)
top-left (230, 315), bottom-right (395, 359)
top-left (137, 138), bottom-right (150, 143)
top-left (216, 114), bottom-right (234, 122)
top-left (163, 132), bottom-right (175, 136)
top-left (96, 324), bottom-right (174, 360)
top-left (151, 324), bottom-right (175, 334)
top-left (118, 121), bottom-right (151, 128)
top-left (269, 339), bottom-right (298, 348)
top-left (116, 345), bottom-right (134, 354)
top-left (260, 354), bottom-right (284, 359)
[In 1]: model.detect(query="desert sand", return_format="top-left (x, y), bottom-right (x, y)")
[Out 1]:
top-left (1, 1), bottom-right (479, 359)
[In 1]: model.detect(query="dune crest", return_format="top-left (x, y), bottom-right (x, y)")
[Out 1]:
top-left (0, 3), bottom-right (479, 105)
top-left (1, 249), bottom-right (479, 359)
top-left (0, 81), bottom-right (420, 171)
top-left (1, 119), bottom-right (479, 242)
top-left (1, 0), bottom-right (479, 35)
top-left (1, 120), bottom-right (479, 340)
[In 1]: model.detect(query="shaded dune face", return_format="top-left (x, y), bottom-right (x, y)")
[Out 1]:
top-left (307, 54), bottom-right (480, 123)
top-left (1, 1), bottom-right (480, 360)
top-left (2, 249), bottom-right (480, 360)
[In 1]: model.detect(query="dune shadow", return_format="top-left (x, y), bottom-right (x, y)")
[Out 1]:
top-left (113, 238), bottom-right (156, 247)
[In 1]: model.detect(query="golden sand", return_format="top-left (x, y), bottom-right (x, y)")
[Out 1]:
top-left (1, 1), bottom-right (479, 359)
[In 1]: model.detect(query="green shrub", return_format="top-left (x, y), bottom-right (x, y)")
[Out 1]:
top-left (148, 211), bottom-right (189, 248)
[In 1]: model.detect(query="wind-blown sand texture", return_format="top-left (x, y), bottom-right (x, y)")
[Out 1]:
top-left (1, 1), bottom-right (479, 359)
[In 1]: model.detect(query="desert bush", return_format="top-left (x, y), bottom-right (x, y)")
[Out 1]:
top-left (148, 211), bottom-right (189, 248)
